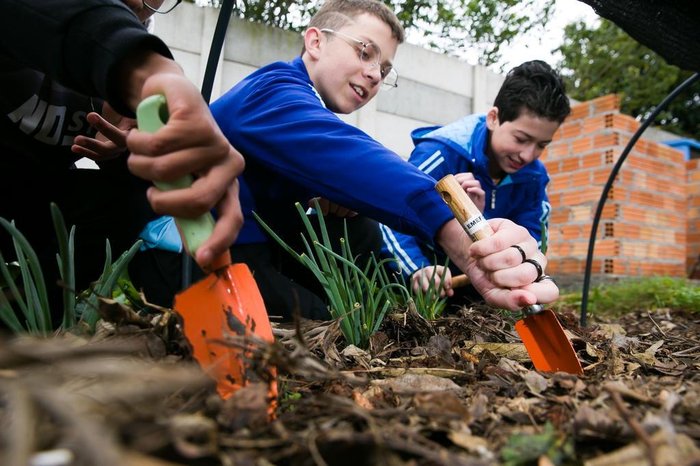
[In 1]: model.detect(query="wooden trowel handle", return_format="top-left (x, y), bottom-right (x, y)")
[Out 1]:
top-left (451, 274), bottom-right (470, 288)
top-left (136, 95), bottom-right (221, 264)
top-left (435, 174), bottom-right (494, 242)
top-left (436, 174), bottom-right (543, 314)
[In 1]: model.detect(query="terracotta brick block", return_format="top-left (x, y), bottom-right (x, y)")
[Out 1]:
top-left (600, 203), bottom-right (619, 220)
top-left (570, 242), bottom-right (589, 256)
top-left (611, 114), bottom-right (640, 133)
top-left (544, 159), bottom-right (562, 175)
top-left (550, 210), bottom-right (568, 224)
top-left (666, 165), bottom-right (687, 181)
top-left (549, 174), bottom-right (569, 193)
top-left (572, 137), bottom-right (593, 154)
top-left (559, 224), bottom-right (583, 240)
top-left (606, 185), bottom-right (626, 202)
top-left (561, 157), bottom-right (581, 172)
top-left (617, 224), bottom-right (640, 239)
top-left (659, 211), bottom-right (686, 225)
top-left (628, 190), bottom-right (664, 208)
top-left (619, 205), bottom-right (646, 222)
top-left (548, 191), bottom-right (563, 206)
top-left (657, 244), bottom-right (686, 261)
top-left (627, 156), bottom-right (659, 173)
top-left (676, 233), bottom-right (687, 247)
top-left (549, 241), bottom-right (569, 256)
top-left (593, 133), bottom-right (620, 149)
top-left (603, 258), bottom-right (615, 274)
top-left (670, 198), bottom-right (688, 212)
top-left (661, 216), bottom-right (686, 230)
top-left (592, 168), bottom-right (615, 184)
top-left (559, 121), bottom-right (583, 139)
top-left (618, 171), bottom-right (635, 185)
top-left (595, 239), bottom-right (620, 256)
top-left (637, 227), bottom-right (677, 243)
top-left (570, 171), bottom-right (591, 188)
top-left (582, 115), bottom-right (606, 134)
top-left (634, 139), bottom-right (651, 155)
top-left (630, 172), bottom-right (649, 190)
top-left (570, 205), bottom-right (592, 222)
top-left (562, 189), bottom-right (600, 205)
top-left (658, 145), bottom-right (684, 163)
top-left (568, 102), bottom-right (590, 121)
top-left (591, 94), bottom-right (621, 113)
top-left (545, 142), bottom-right (570, 158)
top-left (581, 152), bottom-right (604, 169)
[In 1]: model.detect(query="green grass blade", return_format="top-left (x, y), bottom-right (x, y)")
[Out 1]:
top-left (50, 203), bottom-right (76, 329)
top-left (0, 251), bottom-right (26, 333)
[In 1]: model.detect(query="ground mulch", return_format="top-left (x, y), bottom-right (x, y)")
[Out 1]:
top-left (1, 300), bottom-right (698, 465)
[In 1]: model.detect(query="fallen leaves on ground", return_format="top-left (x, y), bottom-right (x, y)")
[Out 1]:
top-left (1, 303), bottom-right (698, 465)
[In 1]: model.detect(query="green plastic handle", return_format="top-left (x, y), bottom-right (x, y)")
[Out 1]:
top-left (136, 94), bottom-right (215, 256)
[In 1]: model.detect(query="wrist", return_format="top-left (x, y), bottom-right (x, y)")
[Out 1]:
top-left (436, 219), bottom-right (472, 272)
top-left (117, 51), bottom-right (183, 111)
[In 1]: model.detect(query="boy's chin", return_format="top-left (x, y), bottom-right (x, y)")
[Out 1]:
top-left (330, 102), bottom-right (364, 115)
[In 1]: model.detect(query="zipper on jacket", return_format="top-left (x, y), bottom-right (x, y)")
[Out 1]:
top-left (491, 189), bottom-right (496, 210)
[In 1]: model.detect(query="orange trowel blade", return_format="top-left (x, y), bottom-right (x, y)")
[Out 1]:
top-left (515, 309), bottom-right (584, 376)
top-left (174, 263), bottom-right (278, 406)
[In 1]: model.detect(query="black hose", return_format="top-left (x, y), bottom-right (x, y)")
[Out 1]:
top-left (579, 72), bottom-right (700, 326)
top-left (182, 0), bottom-right (235, 289)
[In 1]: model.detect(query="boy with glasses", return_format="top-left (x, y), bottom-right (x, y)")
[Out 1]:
top-left (382, 60), bottom-right (570, 300)
top-left (141, 0), bottom-right (558, 320)
top-left (0, 0), bottom-right (244, 326)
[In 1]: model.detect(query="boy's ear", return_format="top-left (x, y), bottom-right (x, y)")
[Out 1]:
top-left (303, 27), bottom-right (324, 60)
top-left (486, 107), bottom-right (499, 130)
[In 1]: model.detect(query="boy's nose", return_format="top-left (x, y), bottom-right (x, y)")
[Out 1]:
top-left (363, 65), bottom-right (382, 86)
top-left (522, 144), bottom-right (540, 162)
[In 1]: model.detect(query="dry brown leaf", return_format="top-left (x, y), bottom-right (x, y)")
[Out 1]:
top-left (372, 373), bottom-right (461, 394)
top-left (523, 371), bottom-right (549, 394)
top-left (464, 342), bottom-right (530, 362)
top-left (584, 430), bottom-right (700, 466)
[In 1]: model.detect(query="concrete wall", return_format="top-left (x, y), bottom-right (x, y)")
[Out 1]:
top-left (153, 2), bottom-right (505, 158)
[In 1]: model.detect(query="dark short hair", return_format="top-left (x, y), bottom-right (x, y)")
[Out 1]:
top-left (303, 0), bottom-right (405, 54)
top-left (493, 60), bottom-right (571, 124)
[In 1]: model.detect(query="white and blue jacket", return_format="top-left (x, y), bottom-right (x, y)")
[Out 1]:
top-left (380, 114), bottom-right (551, 277)
top-left (140, 57), bottom-right (455, 251)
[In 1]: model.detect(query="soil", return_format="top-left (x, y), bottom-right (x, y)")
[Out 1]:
top-left (1, 300), bottom-right (699, 466)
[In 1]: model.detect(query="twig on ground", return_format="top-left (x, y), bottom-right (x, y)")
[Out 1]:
top-left (606, 386), bottom-right (657, 466)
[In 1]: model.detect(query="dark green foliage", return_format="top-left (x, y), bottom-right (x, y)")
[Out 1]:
top-left (557, 19), bottom-right (700, 139)
top-left (0, 203), bottom-right (142, 335)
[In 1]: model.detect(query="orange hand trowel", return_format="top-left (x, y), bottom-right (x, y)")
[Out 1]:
top-left (435, 174), bottom-right (583, 376)
top-left (136, 95), bottom-right (278, 407)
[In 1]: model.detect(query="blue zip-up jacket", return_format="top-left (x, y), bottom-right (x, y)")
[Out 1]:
top-left (141, 57), bottom-right (455, 250)
top-left (381, 114), bottom-right (551, 277)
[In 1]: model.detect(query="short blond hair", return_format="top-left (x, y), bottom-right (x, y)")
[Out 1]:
top-left (302, 0), bottom-right (405, 54)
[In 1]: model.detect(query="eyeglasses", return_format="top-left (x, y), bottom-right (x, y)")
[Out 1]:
top-left (320, 29), bottom-right (398, 89)
top-left (143, 0), bottom-right (181, 14)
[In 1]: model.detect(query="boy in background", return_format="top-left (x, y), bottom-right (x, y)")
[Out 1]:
top-left (381, 60), bottom-right (570, 298)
